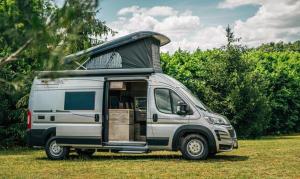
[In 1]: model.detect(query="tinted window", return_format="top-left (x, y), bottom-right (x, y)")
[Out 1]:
top-left (171, 91), bottom-right (182, 113)
top-left (154, 89), bottom-right (172, 114)
top-left (155, 88), bottom-right (191, 114)
top-left (64, 92), bottom-right (95, 110)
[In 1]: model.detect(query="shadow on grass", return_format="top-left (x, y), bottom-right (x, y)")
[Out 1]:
top-left (36, 154), bottom-right (249, 162)
top-left (208, 155), bottom-right (249, 162)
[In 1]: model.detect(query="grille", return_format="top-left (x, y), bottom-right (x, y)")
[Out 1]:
top-left (219, 144), bottom-right (232, 150)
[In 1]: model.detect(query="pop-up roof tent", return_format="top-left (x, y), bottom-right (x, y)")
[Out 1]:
top-left (64, 31), bottom-right (170, 73)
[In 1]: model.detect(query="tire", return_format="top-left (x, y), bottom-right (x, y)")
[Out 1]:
top-left (180, 134), bottom-right (209, 160)
top-left (45, 137), bottom-right (69, 160)
top-left (76, 149), bottom-right (96, 157)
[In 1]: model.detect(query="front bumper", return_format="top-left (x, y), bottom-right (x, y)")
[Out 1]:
top-left (214, 125), bottom-right (238, 152)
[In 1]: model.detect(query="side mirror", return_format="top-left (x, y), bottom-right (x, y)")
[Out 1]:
top-left (176, 101), bottom-right (188, 115)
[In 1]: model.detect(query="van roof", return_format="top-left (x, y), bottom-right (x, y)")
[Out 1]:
top-left (37, 68), bottom-right (155, 78)
top-left (64, 31), bottom-right (170, 64)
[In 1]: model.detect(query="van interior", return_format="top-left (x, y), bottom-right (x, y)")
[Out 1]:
top-left (108, 81), bottom-right (147, 143)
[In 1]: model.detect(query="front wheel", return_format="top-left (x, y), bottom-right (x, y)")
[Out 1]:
top-left (180, 134), bottom-right (209, 160)
top-left (45, 137), bottom-right (69, 160)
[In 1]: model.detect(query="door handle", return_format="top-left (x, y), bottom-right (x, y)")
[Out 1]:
top-left (95, 114), bottom-right (99, 122)
top-left (38, 115), bottom-right (45, 120)
top-left (153, 114), bottom-right (158, 122)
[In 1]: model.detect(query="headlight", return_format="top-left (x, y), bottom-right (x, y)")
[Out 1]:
top-left (204, 116), bottom-right (228, 125)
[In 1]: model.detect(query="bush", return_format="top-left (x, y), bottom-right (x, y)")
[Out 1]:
top-left (248, 51), bottom-right (300, 134)
top-left (161, 48), bottom-right (271, 138)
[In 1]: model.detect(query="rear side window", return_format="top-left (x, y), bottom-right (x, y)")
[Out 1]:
top-left (64, 92), bottom-right (95, 110)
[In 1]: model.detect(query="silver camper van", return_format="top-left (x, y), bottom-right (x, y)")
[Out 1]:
top-left (27, 31), bottom-right (238, 160)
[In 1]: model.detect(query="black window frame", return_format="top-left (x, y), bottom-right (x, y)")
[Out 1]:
top-left (154, 88), bottom-right (192, 115)
top-left (64, 91), bottom-right (96, 110)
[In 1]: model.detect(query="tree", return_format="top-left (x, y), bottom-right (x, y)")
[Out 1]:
top-left (161, 26), bottom-right (271, 138)
top-left (0, 0), bottom-right (113, 147)
top-left (248, 50), bottom-right (300, 134)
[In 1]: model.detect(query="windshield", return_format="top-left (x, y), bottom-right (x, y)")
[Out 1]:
top-left (163, 75), bottom-right (211, 112)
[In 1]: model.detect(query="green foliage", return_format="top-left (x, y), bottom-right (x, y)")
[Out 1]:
top-left (247, 51), bottom-right (300, 134)
top-left (162, 27), bottom-right (271, 138)
top-left (257, 41), bottom-right (300, 52)
top-left (161, 39), bottom-right (300, 138)
top-left (0, 0), bottom-right (112, 147)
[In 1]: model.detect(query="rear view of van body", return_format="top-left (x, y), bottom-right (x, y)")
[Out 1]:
top-left (27, 73), bottom-right (238, 160)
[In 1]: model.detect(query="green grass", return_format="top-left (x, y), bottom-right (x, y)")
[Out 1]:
top-left (0, 135), bottom-right (300, 179)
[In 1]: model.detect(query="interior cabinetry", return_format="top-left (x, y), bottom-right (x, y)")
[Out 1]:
top-left (108, 81), bottom-right (147, 142)
top-left (109, 109), bottom-right (134, 141)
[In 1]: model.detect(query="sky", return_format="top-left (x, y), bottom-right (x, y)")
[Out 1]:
top-left (97, 0), bottom-right (300, 52)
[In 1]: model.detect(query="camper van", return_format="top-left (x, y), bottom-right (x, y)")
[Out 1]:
top-left (26, 31), bottom-right (238, 160)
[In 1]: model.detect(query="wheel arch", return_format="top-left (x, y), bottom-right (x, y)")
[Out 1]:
top-left (171, 125), bottom-right (217, 153)
top-left (42, 127), bottom-right (56, 145)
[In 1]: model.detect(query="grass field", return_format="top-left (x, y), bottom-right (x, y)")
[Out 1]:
top-left (0, 135), bottom-right (299, 179)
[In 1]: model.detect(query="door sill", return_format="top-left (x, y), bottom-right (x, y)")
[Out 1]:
top-left (103, 145), bottom-right (149, 152)
top-left (117, 150), bottom-right (147, 154)
top-left (105, 141), bottom-right (146, 146)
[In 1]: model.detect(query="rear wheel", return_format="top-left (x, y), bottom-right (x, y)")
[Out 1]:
top-left (180, 134), bottom-right (209, 160)
top-left (45, 137), bottom-right (69, 160)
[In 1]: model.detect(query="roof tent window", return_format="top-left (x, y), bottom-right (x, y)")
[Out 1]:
top-left (151, 41), bottom-right (162, 72)
top-left (85, 52), bottom-right (122, 69)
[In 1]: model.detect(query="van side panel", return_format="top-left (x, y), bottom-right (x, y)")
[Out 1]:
top-left (28, 77), bottom-right (104, 146)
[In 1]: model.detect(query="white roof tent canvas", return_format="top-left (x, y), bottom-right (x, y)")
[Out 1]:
top-left (64, 31), bottom-right (170, 73)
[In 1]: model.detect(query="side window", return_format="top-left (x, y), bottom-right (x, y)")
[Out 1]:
top-left (154, 88), bottom-right (190, 114)
top-left (154, 88), bottom-right (172, 114)
top-left (171, 91), bottom-right (182, 113)
top-left (64, 91), bottom-right (95, 110)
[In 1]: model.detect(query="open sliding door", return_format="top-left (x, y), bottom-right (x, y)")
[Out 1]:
top-left (103, 78), bottom-right (148, 148)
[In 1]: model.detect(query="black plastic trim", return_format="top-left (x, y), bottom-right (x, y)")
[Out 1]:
top-left (147, 137), bottom-right (169, 146)
top-left (102, 79), bottom-right (109, 143)
top-left (215, 130), bottom-right (221, 141)
top-left (33, 110), bottom-right (53, 113)
top-left (38, 115), bottom-right (45, 120)
top-left (55, 137), bottom-right (101, 145)
top-left (26, 127), bottom-right (56, 147)
top-left (55, 110), bottom-right (70, 113)
top-left (26, 129), bottom-right (44, 146)
top-left (219, 144), bottom-right (232, 150)
top-left (171, 125), bottom-right (217, 153)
